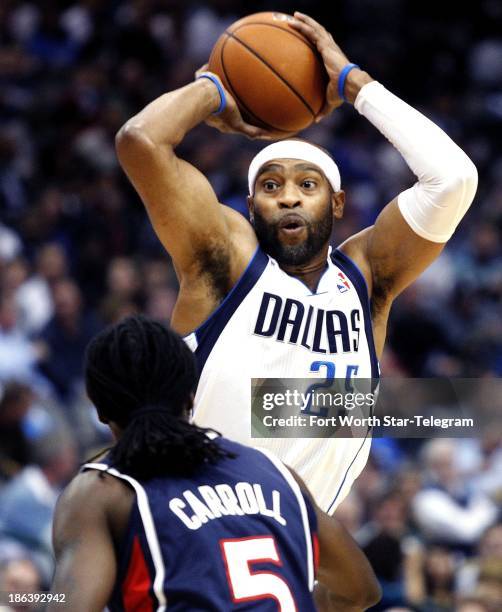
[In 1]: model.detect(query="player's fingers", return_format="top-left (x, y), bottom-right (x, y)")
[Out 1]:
top-left (194, 63), bottom-right (209, 79)
top-left (246, 125), bottom-right (292, 140)
top-left (250, 128), bottom-right (296, 141)
top-left (293, 12), bottom-right (328, 36)
top-left (239, 124), bottom-right (266, 139)
top-left (289, 18), bottom-right (320, 44)
top-left (315, 108), bottom-right (332, 123)
top-left (315, 97), bottom-right (342, 122)
top-left (315, 105), bottom-right (332, 122)
top-left (250, 132), bottom-right (276, 141)
top-left (226, 110), bottom-right (265, 138)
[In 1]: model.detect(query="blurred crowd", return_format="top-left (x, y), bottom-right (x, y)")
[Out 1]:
top-left (0, 1), bottom-right (500, 610)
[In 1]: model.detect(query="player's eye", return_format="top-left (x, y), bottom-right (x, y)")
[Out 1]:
top-left (301, 180), bottom-right (317, 190)
top-left (263, 180), bottom-right (279, 191)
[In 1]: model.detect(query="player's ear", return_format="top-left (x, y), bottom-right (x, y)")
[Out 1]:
top-left (332, 190), bottom-right (345, 219)
top-left (247, 195), bottom-right (255, 223)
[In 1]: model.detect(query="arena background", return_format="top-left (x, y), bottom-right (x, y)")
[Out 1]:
top-left (0, 1), bottom-right (500, 610)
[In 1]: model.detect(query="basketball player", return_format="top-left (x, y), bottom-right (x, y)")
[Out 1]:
top-left (49, 316), bottom-right (380, 611)
top-left (114, 12), bottom-right (478, 513)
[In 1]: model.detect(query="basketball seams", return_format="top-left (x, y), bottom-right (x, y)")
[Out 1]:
top-left (220, 37), bottom-right (270, 128)
top-left (226, 30), bottom-right (316, 118)
top-left (228, 21), bottom-right (319, 55)
top-left (220, 35), bottom-right (292, 133)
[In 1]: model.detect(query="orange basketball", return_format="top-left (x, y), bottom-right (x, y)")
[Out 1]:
top-left (208, 12), bottom-right (328, 133)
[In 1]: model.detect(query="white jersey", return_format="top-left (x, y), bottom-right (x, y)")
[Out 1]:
top-left (185, 245), bottom-right (379, 514)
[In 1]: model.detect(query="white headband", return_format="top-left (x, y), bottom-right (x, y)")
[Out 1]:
top-left (248, 140), bottom-right (341, 195)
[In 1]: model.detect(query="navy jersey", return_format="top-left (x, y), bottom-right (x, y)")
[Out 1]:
top-left (83, 438), bottom-right (318, 611)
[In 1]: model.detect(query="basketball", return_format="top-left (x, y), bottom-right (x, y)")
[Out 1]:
top-left (208, 12), bottom-right (328, 133)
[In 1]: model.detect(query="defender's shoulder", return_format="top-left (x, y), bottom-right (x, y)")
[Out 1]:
top-left (58, 468), bottom-right (130, 512)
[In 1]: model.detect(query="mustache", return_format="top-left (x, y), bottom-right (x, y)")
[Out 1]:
top-left (273, 213), bottom-right (311, 230)
top-left (252, 204), bottom-right (333, 266)
top-left (277, 213), bottom-right (308, 229)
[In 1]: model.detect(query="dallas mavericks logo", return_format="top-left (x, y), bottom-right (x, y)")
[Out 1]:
top-left (337, 272), bottom-right (351, 294)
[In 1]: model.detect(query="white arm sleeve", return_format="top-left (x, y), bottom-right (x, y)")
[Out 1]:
top-left (354, 81), bottom-right (478, 243)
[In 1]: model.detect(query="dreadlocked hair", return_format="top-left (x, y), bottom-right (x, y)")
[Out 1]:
top-left (84, 315), bottom-right (234, 480)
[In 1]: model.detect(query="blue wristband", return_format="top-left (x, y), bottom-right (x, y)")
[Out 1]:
top-left (197, 73), bottom-right (227, 115)
top-left (337, 63), bottom-right (360, 103)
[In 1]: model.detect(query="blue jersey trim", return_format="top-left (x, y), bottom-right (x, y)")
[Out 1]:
top-left (194, 246), bottom-right (269, 373)
top-left (330, 248), bottom-right (380, 379)
top-left (301, 489), bottom-right (318, 548)
top-left (324, 250), bottom-right (377, 514)
top-left (326, 435), bottom-right (371, 515)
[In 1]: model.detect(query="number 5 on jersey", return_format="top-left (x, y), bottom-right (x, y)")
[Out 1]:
top-left (220, 536), bottom-right (297, 611)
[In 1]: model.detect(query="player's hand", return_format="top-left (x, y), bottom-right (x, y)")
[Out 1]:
top-left (195, 65), bottom-right (295, 140)
top-left (289, 12), bottom-right (365, 121)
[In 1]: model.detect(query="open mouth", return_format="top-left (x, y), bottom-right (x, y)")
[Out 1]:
top-left (278, 215), bottom-right (307, 233)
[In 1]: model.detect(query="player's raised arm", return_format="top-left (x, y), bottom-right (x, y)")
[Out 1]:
top-left (115, 74), bottom-right (269, 284)
top-left (291, 12), bottom-right (478, 305)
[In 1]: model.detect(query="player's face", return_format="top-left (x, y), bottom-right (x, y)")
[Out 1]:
top-left (249, 159), bottom-right (344, 266)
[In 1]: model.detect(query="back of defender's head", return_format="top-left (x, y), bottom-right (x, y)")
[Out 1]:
top-left (84, 315), bottom-right (232, 479)
top-left (85, 314), bottom-right (196, 426)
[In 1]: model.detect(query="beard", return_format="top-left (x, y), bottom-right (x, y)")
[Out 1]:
top-left (252, 201), bottom-right (333, 266)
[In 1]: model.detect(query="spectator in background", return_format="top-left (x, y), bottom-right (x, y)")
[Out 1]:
top-left (144, 285), bottom-right (177, 326)
top-left (0, 556), bottom-right (42, 611)
top-left (457, 524), bottom-right (502, 598)
top-left (358, 490), bottom-right (418, 609)
top-left (1, 258), bottom-right (29, 302)
top-left (332, 492), bottom-right (363, 535)
top-left (0, 223), bottom-right (22, 264)
top-left (36, 278), bottom-right (102, 400)
top-left (0, 294), bottom-right (39, 383)
top-left (405, 545), bottom-right (457, 612)
top-left (0, 382), bottom-right (32, 481)
top-left (14, 242), bottom-right (68, 335)
top-left (142, 257), bottom-right (178, 324)
top-left (473, 561), bottom-right (502, 612)
top-left (460, 427), bottom-right (502, 504)
top-left (99, 256), bottom-right (142, 324)
top-left (388, 285), bottom-right (454, 376)
top-left (454, 222), bottom-right (502, 297)
top-left (0, 431), bottom-right (77, 586)
top-left (413, 440), bottom-right (498, 552)
top-left (18, 188), bottom-right (71, 257)
top-left (394, 466), bottom-right (423, 522)
top-left (142, 258), bottom-right (178, 294)
top-left (105, 256), bottom-right (141, 303)
top-left (350, 456), bottom-right (387, 516)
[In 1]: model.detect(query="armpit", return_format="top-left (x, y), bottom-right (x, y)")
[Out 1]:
top-left (195, 240), bottom-right (233, 302)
